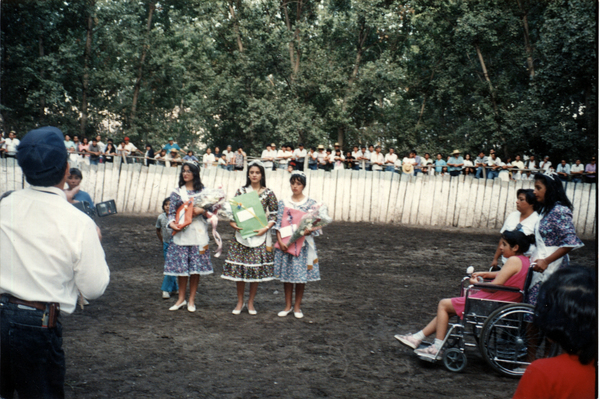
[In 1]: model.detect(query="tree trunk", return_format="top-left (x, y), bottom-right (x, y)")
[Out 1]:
top-left (282, 0), bottom-right (302, 80)
top-left (516, 0), bottom-right (535, 78)
top-left (416, 68), bottom-right (436, 128)
top-left (229, 1), bottom-right (244, 52)
top-left (38, 34), bottom-right (46, 121)
top-left (474, 43), bottom-right (498, 115)
top-left (81, 6), bottom-right (94, 135)
top-left (130, 2), bottom-right (155, 130)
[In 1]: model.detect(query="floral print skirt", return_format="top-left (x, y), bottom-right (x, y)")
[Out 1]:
top-left (221, 240), bottom-right (275, 282)
top-left (274, 246), bottom-right (320, 284)
top-left (164, 242), bottom-right (213, 276)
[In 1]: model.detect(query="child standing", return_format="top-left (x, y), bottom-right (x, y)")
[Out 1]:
top-left (156, 198), bottom-right (178, 298)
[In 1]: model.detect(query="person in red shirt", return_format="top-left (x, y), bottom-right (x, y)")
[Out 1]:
top-left (513, 266), bottom-right (596, 399)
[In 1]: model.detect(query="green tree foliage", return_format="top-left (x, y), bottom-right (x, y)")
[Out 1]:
top-left (1, 0), bottom-right (596, 160)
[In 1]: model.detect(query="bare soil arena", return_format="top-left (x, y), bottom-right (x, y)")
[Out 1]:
top-left (62, 216), bottom-right (596, 399)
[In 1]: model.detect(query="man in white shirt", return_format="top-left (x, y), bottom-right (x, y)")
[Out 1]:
top-left (570, 159), bottom-right (584, 183)
top-left (261, 144), bottom-right (274, 170)
top-left (122, 137), bottom-right (139, 163)
top-left (0, 126), bottom-right (109, 398)
top-left (277, 145), bottom-right (291, 169)
top-left (421, 153), bottom-right (434, 175)
top-left (223, 145), bottom-right (235, 171)
top-left (526, 155), bottom-right (537, 172)
top-left (370, 146), bottom-right (384, 171)
top-left (356, 146), bottom-right (370, 170)
top-left (539, 156), bottom-right (552, 172)
top-left (316, 145), bottom-right (327, 170)
top-left (268, 143), bottom-right (278, 171)
top-left (486, 150), bottom-right (502, 179)
top-left (293, 143), bottom-right (307, 171)
top-left (202, 148), bottom-right (215, 169)
top-left (384, 148), bottom-right (398, 172)
top-left (1, 131), bottom-right (20, 158)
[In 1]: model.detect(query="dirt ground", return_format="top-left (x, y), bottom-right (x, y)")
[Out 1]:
top-left (61, 215), bottom-right (596, 399)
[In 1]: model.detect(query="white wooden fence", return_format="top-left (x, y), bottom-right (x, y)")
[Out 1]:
top-left (1, 158), bottom-right (596, 239)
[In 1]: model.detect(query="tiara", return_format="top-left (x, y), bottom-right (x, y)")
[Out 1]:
top-left (248, 160), bottom-right (264, 167)
top-left (183, 160), bottom-right (199, 168)
top-left (544, 171), bottom-right (559, 180)
top-left (291, 170), bottom-right (306, 177)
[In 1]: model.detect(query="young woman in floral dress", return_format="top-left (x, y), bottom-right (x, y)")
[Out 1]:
top-left (221, 161), bottom-right (278, 315)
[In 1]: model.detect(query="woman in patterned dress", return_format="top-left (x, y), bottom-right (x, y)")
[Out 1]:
top-left (221, 161), bottom-right (278, 315)
top-left (528, 172), bottom-right (584, 306)
top-left (274, 172), bottom-right (321, 319)
top-left (165, 161), bottom-right (213, 312)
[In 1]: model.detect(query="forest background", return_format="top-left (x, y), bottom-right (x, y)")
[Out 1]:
top-left (1, 0), bottom-right (597, 161)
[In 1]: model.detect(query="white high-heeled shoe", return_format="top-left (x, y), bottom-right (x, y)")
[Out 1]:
top-left (232, 303), bottom-right (245, 315)
top-left (277, 308), bottom-right (293, 317)
top-left (169, 300), bottom-right (187, 311)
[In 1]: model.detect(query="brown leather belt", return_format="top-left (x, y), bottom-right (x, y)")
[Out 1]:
top-left (5, 295), bottom-right (60, 328)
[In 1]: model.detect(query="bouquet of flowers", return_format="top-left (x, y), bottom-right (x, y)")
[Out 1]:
top-left (286, 203), bottom-right (332, 246)
top-left (194, 187), bottom-right (226, 214)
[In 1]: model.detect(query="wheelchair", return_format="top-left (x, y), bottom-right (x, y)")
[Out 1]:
top-left (415, 265), bottom-right (557, 377)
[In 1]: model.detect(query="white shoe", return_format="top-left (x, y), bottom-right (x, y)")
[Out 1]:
top-left (414, 344), bottom-right (442, 360)
top-left (162, 291), bottom-right (170, 299)
top-left (232, 303), bottom-right (245, 315)
top-left (278, 308), bottom-right (293, 317)
top-left (294, 310), bottom-right (304, 319)
top-left (187, 303), bottom-right (196, 313)
top-left (169, 300), bottom-right (187, 311)
top-left (248, 307), bottom-right (257, 315)
top-left (394, 334), bottom-right (422, 349)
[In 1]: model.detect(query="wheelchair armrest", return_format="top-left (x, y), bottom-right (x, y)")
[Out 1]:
top-left (470, 283), bottom-right (521, 293)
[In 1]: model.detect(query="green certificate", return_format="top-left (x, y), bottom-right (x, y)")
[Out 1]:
top-left (230, 191), bottom-right (268, 239)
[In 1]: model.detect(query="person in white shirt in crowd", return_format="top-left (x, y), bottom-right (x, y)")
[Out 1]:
top-left (351, 146), bottom-right (362, 170)
top-left (370, 146), bottom-right (385, 171)
top-left (539, 156), bottom-right (552, 172)
top-left (333, 142), bottom-right (341, 156)
top-left (1, 131), bottom-right (20, 158)
top-left (316, 145), bottom-right (327, 170)
top-left (277, 145), bottom-right (290, 170)
top-left (267, 143), bottom-right (277, 171)
top-left (474, 151), bottom-right (488, 179)
top-left (94, 135), bottom-right (106, 152)
top-left (486, 150), bottom-right (502, 179)
top-left (333, 149), bottom-right (345, 170)
top-left (511, 155), bottom-right (525, 179)
top-left (203, 148), bottom-right (215, 169)
top-left (384, 148), bottom-right (398, 172)
top-left (121, 137), bottom-right (139, 163)
top-left (570, 159), bottom-right (584, 183)
top-left (498, 157), bottom-right (511, 180)
top-left (293, 143), bottom-right (307, 171)
top-left (556, 159), bottom-right (571, 182)
top-left (521, 169), bottom-right (534, 180)
top-left (526, 155), bottom-right (537, 172)
top-left (356, 146), bottom-right (370, 170)
top-left (366, 145), bottom-right (375, 171)
top-left (324, 148), bottom-right (335, 171)
top-left (462, 153), bottom-right (475, 175)
top-left (261, 144), bottom-right (274, 170)
top-left (224, 145), bottom-right (235, 171)
top-left (218, 154), bottom-right (228, 169)
top-left (64, 134), bottom-right (78, 163)
top-left (490, 189), bottom-right (539, 269)
top-left (0, 126), bottom-right (109, 398)
top-left (421, 153), bottom-right (434, 175)
top-left (401, 151), bottom-right (416, 175)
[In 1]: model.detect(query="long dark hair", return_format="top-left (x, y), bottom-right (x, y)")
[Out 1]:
top-left (244, 163), bottom-right (267, 188)
top-left (534, 266), bottom-right (597, 365)
top-left (178, 162), bottom-right (204, 191)
top-left (500, 230), bottom-right (535, 254)
top-left (534, 172), bottom-right (573, 214)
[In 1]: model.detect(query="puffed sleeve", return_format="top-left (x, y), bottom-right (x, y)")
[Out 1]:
top-left (273, 200), bottom-right (285, 231)
top-left (167, 189), bottom-right (181, 223)
top-left (542, 205), bottom-right (584, 249)
top-left (266, 190), bottom-right (278, 223)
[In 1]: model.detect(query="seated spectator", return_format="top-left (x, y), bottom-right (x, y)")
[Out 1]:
top-left (447, 149), bottom-right (464, 177)
top-left (463, 153), bottom-right (475, 175)
top-left (585, 156), bottom-right (596, 183)
top-left (308, 147), bottom-right (318, 170)
top-left (103, 142), bottom-right (117, 164)
top-left (512, 266), bottom-right (596, 399)
top-left (510, 155), bottom-right (525, 179)
top-left (521, 170), bottom-right (534, 180)
top-left (66, 168), bottom-right (94, 208)
top-left (384, 148), bottom-right (398, 172)
top-left (202, 148), bottom-right (215, 169)
top-left (474, 151), bottom-right (488, 179)
top-left (370, 146), bottom-right (385, 171)
top-left (218, 154), bottom-right (228, 169)
top-left (344, 151), bottom-right (356, 170)
top-left (2, 131), bottom-right (20, 158)
top-left (154, 149), bottom-right (167, 166)
top-left (184, 150), bottom-right (199, 162)
top-left (486, 151), bottom-right (502, 179)
top-left (395, 230), bottom-right (533, 360)
top-left (570, 159), bottom-right (584, 183)
top-left (539, 156), bottom-right (552, 172)
top-left (87, 137), bottom-right (102, 166)
top-left (556, 159), bottom-right (570, 181)
top-left (434, 153), bottom-right (446, 174)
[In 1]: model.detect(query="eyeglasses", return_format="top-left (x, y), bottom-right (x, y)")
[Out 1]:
top-left (182, 170), bottom-right (193, 174)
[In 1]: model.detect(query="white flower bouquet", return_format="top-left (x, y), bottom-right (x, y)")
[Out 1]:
top-left (286, 203), bottom-right (332, 245)
top-left (194, 187), bottom-right (226, 214)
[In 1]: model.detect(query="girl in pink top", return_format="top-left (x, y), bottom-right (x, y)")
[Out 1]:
top-left (395, 230), bottom-right (533, 360)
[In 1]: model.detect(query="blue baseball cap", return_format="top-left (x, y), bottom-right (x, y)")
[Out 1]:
top-left (17, 126), bottom-right (68, 181)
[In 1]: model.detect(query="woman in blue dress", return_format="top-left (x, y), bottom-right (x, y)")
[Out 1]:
top-left (274, 171), bottom-right (321, 319)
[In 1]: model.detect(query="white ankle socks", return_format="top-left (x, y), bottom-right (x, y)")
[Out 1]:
top-left (434, 338), bottom-right (444, 349)
top-left (414, 331), bottom-right (426, 341)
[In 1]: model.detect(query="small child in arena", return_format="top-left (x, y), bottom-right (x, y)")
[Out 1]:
top-left (156, 197), bottom-right (178, 298)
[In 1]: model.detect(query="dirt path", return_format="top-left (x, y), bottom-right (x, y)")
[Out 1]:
top-left (62, 216), bottom-right (596, 398)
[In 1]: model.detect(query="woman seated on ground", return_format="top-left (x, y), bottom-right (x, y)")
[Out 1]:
top-left (394, 230), bottom-right (533, 360)
top-left (513, 266), bottom-right (596, 399)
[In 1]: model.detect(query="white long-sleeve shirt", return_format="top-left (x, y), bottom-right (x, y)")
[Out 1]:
top-left (0, 186), bottom-right (110, 314)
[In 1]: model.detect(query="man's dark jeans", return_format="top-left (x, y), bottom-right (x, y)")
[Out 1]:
top-left (0, 295), bottom-right (65, 399)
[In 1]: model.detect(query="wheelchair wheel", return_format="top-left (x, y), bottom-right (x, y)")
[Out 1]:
top-left (479, 303), bottom-right (557, 378)
top-left (443, 348), bottom-right (467, 373)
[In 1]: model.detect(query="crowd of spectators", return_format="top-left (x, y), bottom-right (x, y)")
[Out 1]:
top-left (0, 131), bottom-right (596, 184)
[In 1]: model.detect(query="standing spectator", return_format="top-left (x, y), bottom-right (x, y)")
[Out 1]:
top-left (421, 153), bottom-right (433, 175)
top-left (66, 168), bottom-right (95, 207)
top-left (345, 151), bottom-right (356, 170)
top-left (366, 145), bottom-right (375, 171)
top-left (87, 137), bottom-right (102, 166)
top-left (213, 146), bottom-right (221, 161)
top-left (226, 145), bottom-right (236, 171)
top-left (153, 149), bottom-right (167, 166)
top-left (434, 153), bottom-right (446, 174)
top-left (316, 145), bottom-right (327, 170)
top-left (570, 159), bottom-right (584, 183)
top-left (324, 148), bottom-right (334, 171)
top-left (218, 154), bottom-right (228, 169)
top-left (202, 148), bottom-right (215, 169)
top-left (308, 147), bottom-right (318, 170)
top-left (166, 149), bottom-right (182, 167)
top-left (103, 142), bottom-right (117, 164)
top-left (276, 145), bottom-right (289, 170)
top-left (585, 156), bottom-right (596, 183)
top-left (351, 146), bottom-right (361, 169)
top-left (333, 142), bottom-right (341, 156)
top-left (261, 144), bottom-right (274, 170)
top-left (1, 131), bottom-right (20, 158)
top-left (447, 150), bottom-right (464, 177)
top-left (79, 137), bottom-right (90, 165)
top-left (269, 143), bottom-right (278, 171)
top-left (539, 156), bottom-right (552, 172)
top-left (499, 157), bottom-right (511, 180)
top-left (144, 144), bottom-right (155, 166)
top-left (463, 154), bottom-right (475, 175)
top-left (333, 149), bottom-right (345, 170)
top-left (370, 146), bottom-right (384, 171)
top-left (64, 134), bottom-right (78, 163)
top-left (293, 143), bottom-right (307, 171)
top-left (474, 151), bottom-right (488, 179)
top-left (184, 150), bottom-right (198, 162)
top-left (286, 145), bottom-right (297, 170)
top-left (234, 146), bottom-right (246, 171)
top-left (0, 132), bottom-right (4, 151)
top-left (413, 151), bottom-right (422, 175)
top-left (486, 151), bottom-right (502, 179)
top-left (511, 155), bottom-right (525, 179)
top-left (116, 140), bottom-right (128, 163)
top-left (95, 135), bottom-right (106, 152)
top-left (357, 146), bottom-right (370, 170)
top-left (122, 137), bottom-right (139, 163)
top-left (521, 169), bottom-right (534, 181)
top-left (156, 197), bottom-right (178, 299)
top-left (384, 148), bottom-right (398, 172)
top-left (556, 160), bottom-right (571, 181)
top-left (401, 151), bottom-right (416, 175)
top-left (162, 137), bottom-right (183, 154)
top-left (526, 155), bottom-right (537, 172)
